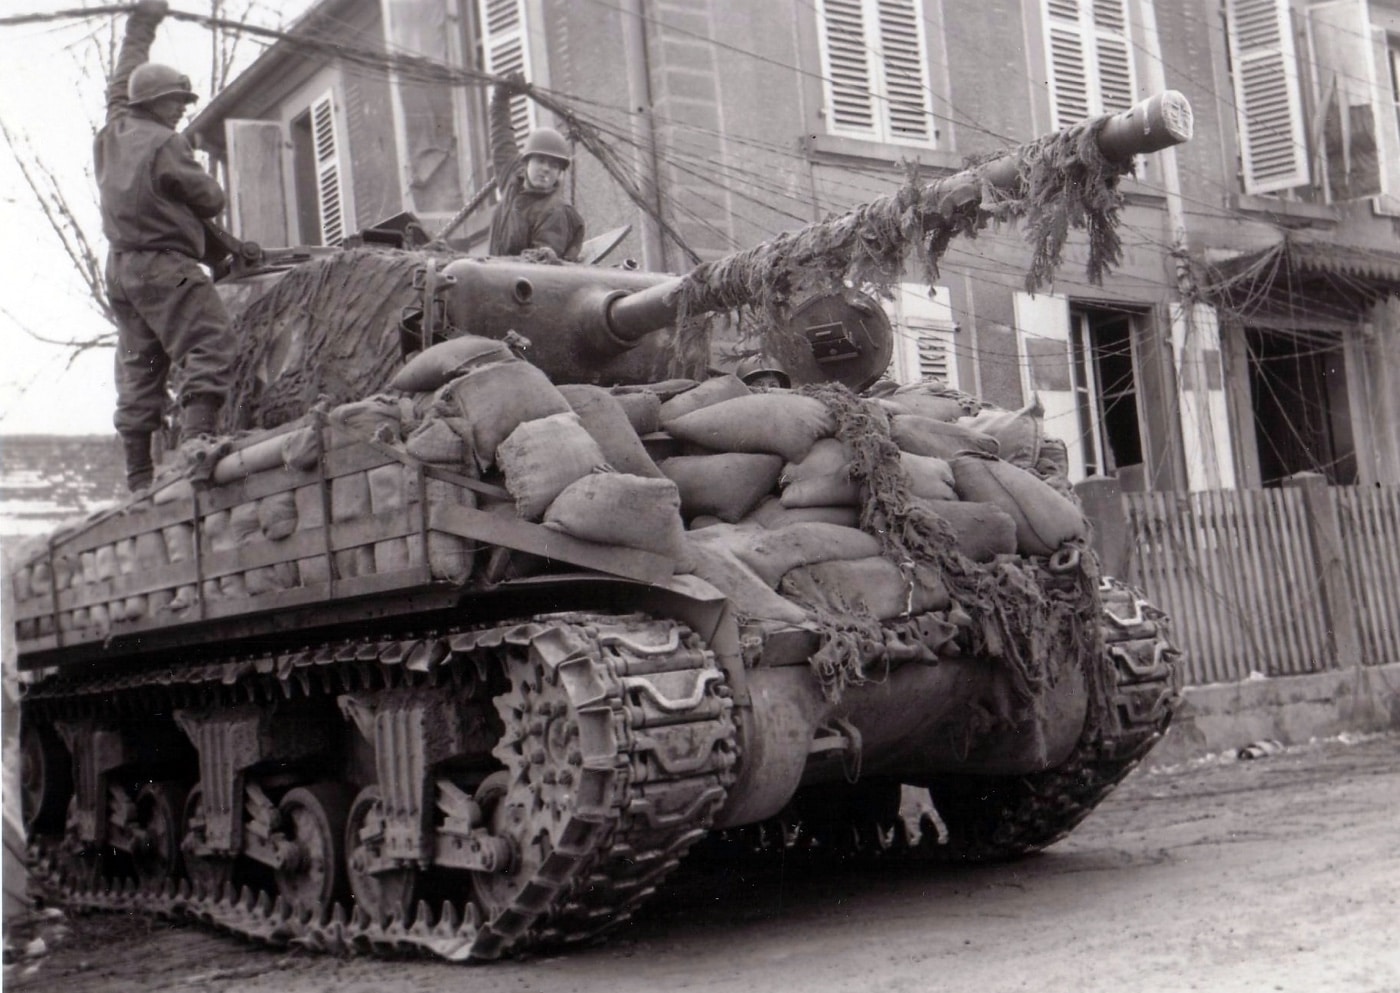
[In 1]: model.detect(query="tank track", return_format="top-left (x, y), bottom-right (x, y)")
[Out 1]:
top-left (25, 613), bottom-right (738, 961)
top-left (716, 576), bottom-right (1180, 861)
top-left (908, 575), bottom-right (1181, 862)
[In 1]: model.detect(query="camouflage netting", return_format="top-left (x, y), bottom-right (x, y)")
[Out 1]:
top-left (795, 384), bottom-right (1110, 736)
top-left (222, 249), bottom-right (454, 431)
top-left (672, 116), bottom-right (1132, 359)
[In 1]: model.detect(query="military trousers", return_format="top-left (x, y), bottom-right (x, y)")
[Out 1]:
top-left (107, 248), bottom-right (233, 436)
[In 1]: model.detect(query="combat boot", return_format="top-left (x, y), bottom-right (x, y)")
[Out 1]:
top-left (122, 431), bottom-right (154, 492)
top-left (180, 394), bottom-right (221, 440)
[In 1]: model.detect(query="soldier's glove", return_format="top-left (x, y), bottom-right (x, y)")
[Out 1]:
top-left (132, 0), bottom-right (169, 22)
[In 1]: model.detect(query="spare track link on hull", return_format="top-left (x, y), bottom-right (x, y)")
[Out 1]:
top-left (27, 613), bottom-right (738, 961)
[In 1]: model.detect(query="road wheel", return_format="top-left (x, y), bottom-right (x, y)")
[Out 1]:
top-left (274, 784), bottom-right (352, 918)
top-left (346, 785), bottom-right (421, 925)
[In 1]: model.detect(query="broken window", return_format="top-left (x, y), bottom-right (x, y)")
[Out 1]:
top-left (1245, 327), bottom-right (1357, 486)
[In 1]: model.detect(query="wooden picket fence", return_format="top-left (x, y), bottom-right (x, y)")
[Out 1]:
top-left (1121, 484), bottom-right (1400, 686)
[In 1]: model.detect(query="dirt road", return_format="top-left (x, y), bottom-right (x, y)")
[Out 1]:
top-left (7, 733), bottom-right (1399, 993)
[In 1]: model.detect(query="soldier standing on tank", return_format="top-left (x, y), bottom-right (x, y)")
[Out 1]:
top-left (96, 0), bottom-right (234, 492)
top-left (488, 74), bottom-right (586, 261)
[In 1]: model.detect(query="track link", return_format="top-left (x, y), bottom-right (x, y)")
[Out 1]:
top-left (27, 613), bottom-right (738, 961)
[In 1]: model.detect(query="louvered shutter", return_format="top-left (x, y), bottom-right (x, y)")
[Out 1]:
top-left (310, 93), bottom-right (345, 246)
top-left (816, 0), bottom-right (934, 146)
top-left (875, 0), bottom-right (934, 144)
top-left (1043, 0), bottom-right (1135, 128)
top-left (1225, 0), bottom-right (1309, 194)
top-left (478, 0), bottom-right (536, 142)
top-left (1091, 0), bottom-right (1133, 114)
top-left (887, 284), bottom-right (959, 388)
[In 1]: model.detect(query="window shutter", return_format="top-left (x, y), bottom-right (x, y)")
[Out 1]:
top-left (816, 0), bottom-right (934, 146)
top-left (310, 93), bottom-right (345, 246)
top-left (1225, 0), bottom-right (1309, 194)
top-left (1372, 30), bottom-right (1400, 215)
top-left (875, 0), bottom-right (934, 143)
top-left (1091, 0), bottom-right (1134, 114)
top-left (888, 284), bottom-right (959, 388)
top-left (818, 0), bottom-right (878, 136)
top-left (1308, 0), bottom-right (1384, 202)
top-left (1014, 291), bottom-right (1084, 480)
top-left (225, 119), bottom-right (289, 246)
top-left (478, 0), bottom-right (536, 143)
top-left (1043, 0), bottom-right (1135, 128)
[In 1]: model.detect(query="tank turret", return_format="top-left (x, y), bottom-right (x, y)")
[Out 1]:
top-left (422, 90), bottom-right (1191, 391)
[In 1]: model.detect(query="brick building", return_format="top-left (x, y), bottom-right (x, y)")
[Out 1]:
top-left (187, 0), bottom-right (1400, 494)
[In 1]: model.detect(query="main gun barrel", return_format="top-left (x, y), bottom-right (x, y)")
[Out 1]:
top-left (603, 90), bottom-right (1193, 343)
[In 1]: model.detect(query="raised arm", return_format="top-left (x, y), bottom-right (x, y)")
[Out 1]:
top-left (105, 0), bottom-right (169, 122)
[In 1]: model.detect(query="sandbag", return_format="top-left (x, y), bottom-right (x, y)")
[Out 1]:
top-left (369, 463), bottom-right (413, 573)
top-left (901, 452), bottom-right (957, 501)
top-left (405, 415), bottom-right (472, 466)
top-left (390, 335), bottom-right (515, 393)
top-left (95, 545), bottom-right (118, 583)
top-left (892, 383), bottom-right (978, 421)
top-left (497, 412), bottom-right (607, 520)
top-left (330, 472), bottom-right (375, 579)
top-left (912, 498), bottom-right (1018, 562)
top-left (780, 471), bottom-right (859, 508)
top-left (960, 398), bottom-right (1043, 469)
top-left (543, 473), bottom-right (686, 561)
top-left (558, 384), bottom-right (663, 478)
top-left (660, 453), bottom-right (784, 523)
top-left (950, 454), bottom-right (1087, 556)
top-left (259, 491), bottom-right (298, 540)
top-left (680, 533), bottom-right (810, 625)
top-left (730, 522), bottom-right (881, 588)
top-left (610, 389), bottom-right (661, 435)
top-left (445, 362), bottom-right (572, 469)
top-left (780, 438), bottom-right (853, 486)
top-left (293, 483), bottom-right (331, 586)
top-left (891, 414), bottom-right (999, 460)
top-left (200, 509), bottom-right (245, 600)
top-left (420, 477), bottom-right (475, 582)
top-left (328, 395), bottom-right (403, 450)
top-left (781, 557), bottom-right (949, 620)
top-left (657, 374), bottom-right (750, 426)
top-left (230, 501), bottom-right (284, 595)
top-left (615, 378), bottom-right (699, 401)
top-left (665, 394), bottom-right (836, 462)
top-left (742, 497), bottom-right (860, 530)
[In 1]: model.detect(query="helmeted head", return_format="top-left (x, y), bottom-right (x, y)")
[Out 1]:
top-left (129, 63), bottom-right (198, 127)
top-left (736, 355), bottom-right (791, 390)
top-left (520, 127), bottom-right (571, 191)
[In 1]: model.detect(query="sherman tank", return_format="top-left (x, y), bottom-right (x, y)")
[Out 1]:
top-left (11, 93), bottom-right (1188, 961)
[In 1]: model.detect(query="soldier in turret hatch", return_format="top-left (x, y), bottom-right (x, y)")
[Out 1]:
top-left (488, 74), bottom-right (586, 262)
top-left (95, 0), bottom-right (233, 491)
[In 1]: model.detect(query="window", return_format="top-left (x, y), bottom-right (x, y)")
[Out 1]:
top-left (885, 283), bottom-right (959, 388)
top-left (1224, 0), bottom-right (1309, 194)
top-left (476, 0), bottom-right (537, 144)
top-left (1070, 308), bottom-right (1142, 478)
top-left (290, 92), bottom-right (345, 246)
top-left (815, 0), bottom-right (936, 146)
top-left (1246, 327), bottom-right (1356, 486)
top-left (1042, 0), bottom-right (1136, 129)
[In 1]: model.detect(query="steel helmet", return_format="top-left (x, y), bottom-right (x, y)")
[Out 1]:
top-left (128, 63), bottom-right (198, 106)
top-left (736, 355), bottom-right (791, 387)
top-left (520, 127), bottom-right (571, 168)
